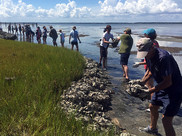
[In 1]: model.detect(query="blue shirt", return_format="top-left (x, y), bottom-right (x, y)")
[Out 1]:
top-left (70, 30), bottom-right (79, 42)
top-left (146, 48), bottom-right (182, 93)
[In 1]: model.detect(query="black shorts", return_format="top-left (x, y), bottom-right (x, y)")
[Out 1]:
top-left (151, 88), bottom-right (182, 116)
top-left (71, 41), bottom-right (78, 45)
top-left (120, 53), bottom-right (130, 65)
top-left (100, 46), bottom-right (107, 58)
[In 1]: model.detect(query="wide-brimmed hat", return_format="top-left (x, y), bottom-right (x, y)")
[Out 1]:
top-left (124, 28), bottom-right (131, 34)
top-left (136, 38), bottom-right (153, 58)
top-left (143, 28), bottom-right (156, 37)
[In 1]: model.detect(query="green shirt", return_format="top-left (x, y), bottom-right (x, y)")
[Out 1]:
top-left (119, 34), bottom-right (133, 54)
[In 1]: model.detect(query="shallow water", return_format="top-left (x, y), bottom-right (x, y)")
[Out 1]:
top-left (1, 22), bottom-right (182, 135)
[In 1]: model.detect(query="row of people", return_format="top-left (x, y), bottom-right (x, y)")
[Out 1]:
top-left (7, 24), bottom-right (82, 50)
top-left (99, 25), bottom-right (182, 136)
top-left (8, 24), bottom-right (25, 35)
top-left (34, 25), bottom-right (81, 50)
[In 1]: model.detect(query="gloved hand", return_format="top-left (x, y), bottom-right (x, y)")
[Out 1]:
top-left (133, 62), bottom-right (140, 68)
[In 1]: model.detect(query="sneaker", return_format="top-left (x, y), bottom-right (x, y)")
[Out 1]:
top-left (145, 108), bottom-right (150, 112)
top-left (139, 125), bottom-right (158, 134)
top-left (103, 68), bottom-right (107, 71)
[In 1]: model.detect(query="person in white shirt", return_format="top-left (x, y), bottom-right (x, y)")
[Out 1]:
top-left (99, 25), bottom-right (114, 70)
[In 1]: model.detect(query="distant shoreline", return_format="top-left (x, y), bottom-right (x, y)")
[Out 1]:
top-left (1, 22), bottom-right (182, 24)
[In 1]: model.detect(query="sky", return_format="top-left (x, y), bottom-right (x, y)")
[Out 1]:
top-left (0, 0), bottom-right (182, 22)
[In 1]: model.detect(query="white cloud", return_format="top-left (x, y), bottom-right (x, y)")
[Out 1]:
top-left (0, 0), bottom-right (182, 22)
top-left (98, 0), bottom-right (182, 16)
top-left (0, 0), bottom-right (91, 21)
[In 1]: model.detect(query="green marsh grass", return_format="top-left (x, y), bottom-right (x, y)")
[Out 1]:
top-left (0, 39), bottom-right (112, 136)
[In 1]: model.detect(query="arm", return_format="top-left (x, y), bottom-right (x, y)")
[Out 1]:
top-left (149, 75), bottom-right (172, 93)
top-left (77, 35), bottom-right (81, 43)
top-left (141, 68), bottom-right (152, 84)
top-left (103, 38), bottom-right (110, 44)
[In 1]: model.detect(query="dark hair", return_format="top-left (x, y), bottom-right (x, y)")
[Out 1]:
top-left (106, 25), bottom-right (111, 30)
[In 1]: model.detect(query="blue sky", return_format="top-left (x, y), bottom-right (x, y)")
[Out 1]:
top-left (0, 0), bottom-right (182, 22)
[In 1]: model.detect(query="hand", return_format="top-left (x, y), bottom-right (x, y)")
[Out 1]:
top-left (79, 41), bottom-right (81, 43)
top-left (138, 80), bottom-right (145, 86)
top-left (133, 62), bottom-right (140, 68)
top-left (143, 89), bottom-right (150, 93)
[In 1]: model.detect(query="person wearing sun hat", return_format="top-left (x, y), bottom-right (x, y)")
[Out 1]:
top-left (137, 37), bottom-right (182, 136)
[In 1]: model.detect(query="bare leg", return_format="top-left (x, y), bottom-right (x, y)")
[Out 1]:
top-left (76, 44), bottom-right (79, 51)
top-left (149, 104), bottom-right (160, 129)
top-left (61, 42), bottom-right (64, 47)
top-left (162, 115), bottom-right (175, 136)
top-left (121, 65), bottom-right (125, 77)
top-left (123, 65), bottom-right (129, 79)
top-left (99, 56), bottom-right (102, 64)
top-left (103, 57), bottom-right (106, 68)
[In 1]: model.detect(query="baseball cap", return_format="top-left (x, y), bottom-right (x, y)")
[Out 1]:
top-left (124, 28), bottom-right (131, 34)
top-left (136, 38), bottom-right (153, 58)
top-left (143, 28), bottom-right (156, 37)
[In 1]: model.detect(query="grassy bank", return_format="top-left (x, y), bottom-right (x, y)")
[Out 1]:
top-left (0, 39), bottom-right (107, 136)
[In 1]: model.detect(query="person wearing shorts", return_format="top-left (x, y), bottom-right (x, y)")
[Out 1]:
top-left (59, 29), bottom-right (65, 47)
top-left (99, 25), bottom-right (114, 70)
top-left (42, 26), bottom-right (47, 44)
top-left (117, 28), bottom-right (133, 80)
top-left (137, 38), bottom-right (182, 136)
top-left (69, 26), bottom-right (81, 51)
top-left (49, 26), bottom-right (58, 46)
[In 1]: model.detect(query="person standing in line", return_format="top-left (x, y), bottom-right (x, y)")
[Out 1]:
top-left (136, 38), bottom-right (182, 136)
top-left (22, 26), bottom-right (25, 36)
top-left (8, 24), bottom-right (11, 33)
top-left (69, 26), bottom-right (81, 51)
top-left (133, 29), bottom-right (159, 113)
top-left (42, 26), bottom-right (47, 44)
top-left (18, 24), bottom-right (22, 35)
top-left (15, 25), bottom-right (18, 35)
top-left (99, 25), bottom-right (114, 70)
top-left (117, 28), bottom-right (133, 80)
top-left (133, 28), bottom-right (160, 112)
top-left (12, 25), bottom-right (14, 34)
top-left (49, 26), bottom-right (58, 46)
top-left (36, 26), bottom-right (42, 44)
top-left (59, 29), bottom-right (65, 47)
